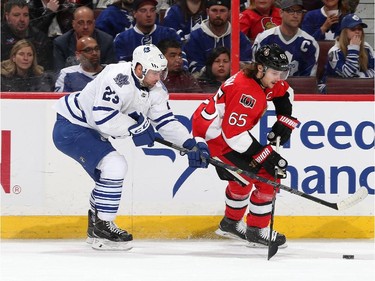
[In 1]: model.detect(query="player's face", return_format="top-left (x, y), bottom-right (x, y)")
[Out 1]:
top-left (12, 46), bottom-right (33, 72)
top-left (143, 69), bottom-right (167, 88)
top-left (211, 53), bottom-right (230, 82)
top-left (134, 4), bottom-right (157, 28)
top-left (164, 48), bottom-right (183, 73)
top-left (73, 11), bottom-right (95, 38)
top-left (207, 5), bottom-right (230, 27)
top-left (260, 67), bottom-right (287, 88)
top-left (6, 6), bottom-right (30, 34)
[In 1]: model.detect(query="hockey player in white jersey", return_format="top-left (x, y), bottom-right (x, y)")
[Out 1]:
top-left (52, 44), bottom-right (210, 250)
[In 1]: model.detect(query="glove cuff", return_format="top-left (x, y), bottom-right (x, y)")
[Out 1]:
top-left (277, 115), bottom-right (299, 130)
top-left (182, 138), bottom-right (197, 150)
top-left (253, 145), bottom-right (274, 164)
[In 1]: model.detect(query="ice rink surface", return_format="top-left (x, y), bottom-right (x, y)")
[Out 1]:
top-left (1, 239), bottom-right (374, 281)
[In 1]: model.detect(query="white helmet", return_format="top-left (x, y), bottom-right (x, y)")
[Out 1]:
top-left (131, 44), bottom-right (168, 85)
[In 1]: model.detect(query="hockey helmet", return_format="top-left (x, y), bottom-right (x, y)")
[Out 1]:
top-left (255, 44), bottom-right (290, 74)
top-left (132, 44), bottom-right (168, 84)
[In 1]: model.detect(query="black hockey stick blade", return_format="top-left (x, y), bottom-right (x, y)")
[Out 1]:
top-left (154, 138), bottom-right (369, 210)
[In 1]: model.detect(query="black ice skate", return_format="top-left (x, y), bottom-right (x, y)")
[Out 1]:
top-left (215, 216), bottom-right (246, 241)
top-left (86, 209), bottom-right (95, 244)
top-left (91, 213), bottom-right (133, 251)
top-left (246, 226), bottom-right (287, 248)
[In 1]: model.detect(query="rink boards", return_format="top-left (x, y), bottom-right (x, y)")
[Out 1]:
top-left (0, 93), bottom-right (374, 239)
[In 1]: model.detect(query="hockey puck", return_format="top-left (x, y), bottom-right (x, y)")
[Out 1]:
top-left (342, 255), bottom-right (354, 259)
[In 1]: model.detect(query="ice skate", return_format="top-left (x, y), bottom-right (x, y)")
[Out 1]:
top-left (246, 226), bottom-right (287, 248)
top-left (215, 216), bottom-right (246, 241)
top-left (91, 213), bottom-right (133, 251)
top-left (86, 209), bottom-right (95, 244)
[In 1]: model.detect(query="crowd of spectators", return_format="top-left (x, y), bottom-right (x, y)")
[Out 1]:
top-left (1, 0), bottom-right (373, 93)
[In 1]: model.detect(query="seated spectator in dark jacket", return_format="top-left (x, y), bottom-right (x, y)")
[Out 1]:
top-left (53, 6), bottom-right (117, 72)
top-left (157, 39), bottom-right (202, 93)
top-left (95, 0), bottom-right (135, 38)
top-left (28, 0), bottom-right (74, 38)
top-left (198, 46), bottom-right (231, 93)
top-left (1, 0), bottom-right (54, 71)
top-left (114, 0), bottom-right (182, 62)
top-left (1, 39), bottom-right (55, 92)
top-left (55, 36), bottom-right (106, 92)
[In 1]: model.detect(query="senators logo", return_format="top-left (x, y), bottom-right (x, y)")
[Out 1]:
top-left (240, 94), bottom-right (256, 108)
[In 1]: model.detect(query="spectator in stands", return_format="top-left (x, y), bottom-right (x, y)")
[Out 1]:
top-left (114, 0), bottom-right (182, 62)
top-left (162, 0), bottom-right (207, 42)
top-left (1, 39), bottom-right (55, 92)
top-left (157, 39), bottom-right (202, 93)
top-left (95, 0), bottom-right (135, 38)
top-left (1, 0), bottom-right (54, 71)
top-left (184, 0), bottom-right (252, 76)
top-left (55, 36), bottom-right (105, 92)
top-left (28, 0), bottom-right (78, 39)
top-left (53, 5), bottom-right (117, 72)
top-left (325, 13), bottom-right (374, 79)
top-left (198, 46), bottom-right (230, 92)
top-left (301, 0), bottom-right (351, 41)
top-left (240, 0), bottom-right (282, 41)
top-left (342, 0), bottom-right (359, 14)
top-left (252, 0), bottom-right (319, 77)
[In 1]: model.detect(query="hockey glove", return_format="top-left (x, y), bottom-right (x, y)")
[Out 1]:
top-left (182, 137), bottom-right (210, 168)
top-left (267, 115), bottom-right (300, 145)
top-left (252, 145), bottom-right (288, 178)
top-left (128, 112), bottom-right (155, 147)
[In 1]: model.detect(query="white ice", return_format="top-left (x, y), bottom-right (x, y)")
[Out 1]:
top-left (1, 239), bottom-right (374, 281)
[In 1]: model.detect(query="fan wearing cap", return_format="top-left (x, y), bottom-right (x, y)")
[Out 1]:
top-left (184, 0), bottom-right (252, 76)
top-left (325, 13), bottom-right (374, 78)
top-left (252, 0), bottom-right (319, 77)
top-left (114, 0), bottom-right (183, 62)
top-left (192, 44), bottom-right (300, 248)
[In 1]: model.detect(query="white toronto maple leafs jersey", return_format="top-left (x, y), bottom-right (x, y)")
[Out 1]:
top-left (53, 62), bottom-right (191, 146)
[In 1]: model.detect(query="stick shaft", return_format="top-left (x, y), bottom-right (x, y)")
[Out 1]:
top-left (155, 137), bottom-right (339, 210)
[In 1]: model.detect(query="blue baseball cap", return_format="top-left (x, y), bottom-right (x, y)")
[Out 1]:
top-left (341, 13), bottom-right (368, 30)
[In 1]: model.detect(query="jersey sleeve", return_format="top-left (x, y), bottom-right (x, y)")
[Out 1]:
top-left (148, 84), bottom-right (191, 146)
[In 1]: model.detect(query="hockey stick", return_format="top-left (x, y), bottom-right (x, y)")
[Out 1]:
top-left (154, 137), bottom-right (368, 211)
top-left (268, 137), bottom-right (281, 260)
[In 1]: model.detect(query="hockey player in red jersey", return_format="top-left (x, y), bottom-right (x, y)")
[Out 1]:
top-left (192, 44), bottom-right (299, 248)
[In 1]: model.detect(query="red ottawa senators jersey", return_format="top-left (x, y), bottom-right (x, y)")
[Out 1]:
top-left (192, 71), bottom-right (292, 156)
top-left (239, 7), bottom-right (282, 41)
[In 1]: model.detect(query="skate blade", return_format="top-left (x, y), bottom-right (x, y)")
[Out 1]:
top-left (215, 228), bottom-right (246, 241)
top-left (86, 237), bottom-right (94, 244)
top-left (91, 238), bottom-right (133, 251)
top-left (246, 241), bottom-right (288, 249)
